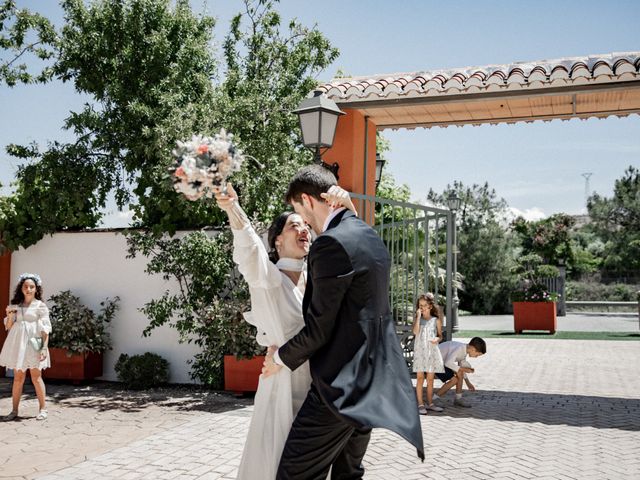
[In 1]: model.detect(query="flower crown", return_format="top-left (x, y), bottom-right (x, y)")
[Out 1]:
top-left (18, 273), bottom-right (42, 287)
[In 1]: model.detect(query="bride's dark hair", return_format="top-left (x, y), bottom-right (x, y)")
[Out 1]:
top-left (267, 212), bottom-right (295, 263)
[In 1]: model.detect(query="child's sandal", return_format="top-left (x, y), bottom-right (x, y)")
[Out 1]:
top-left (2, 411), bottom-right (18, 421)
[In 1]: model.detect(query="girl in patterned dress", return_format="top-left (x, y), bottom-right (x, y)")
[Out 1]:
top-left (0, 273), bottom-right (52, 421)
top-left (412, 293), bottom-right (445, 414)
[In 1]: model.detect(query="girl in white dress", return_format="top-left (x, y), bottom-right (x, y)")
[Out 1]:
top-left (214, 183), bottom-right (356, 480)
top-left (412, 293), bottom-right (445, 415)
top-left (0, 273), bottom-right (52, 421)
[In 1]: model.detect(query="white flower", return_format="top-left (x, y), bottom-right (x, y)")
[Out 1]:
top-left (169, 129), bottom-right (246, 201)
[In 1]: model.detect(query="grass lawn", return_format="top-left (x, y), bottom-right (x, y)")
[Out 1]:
top-left (456, 330), bottom-right (640, 341)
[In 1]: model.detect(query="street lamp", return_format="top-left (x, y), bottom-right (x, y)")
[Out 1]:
top-left (446, 192), bottom-right (461, 333)
top-left (446, 192), bottom-right (461, 212)
top-left (375, 153), bottom-right (386, 189)
top-left (293, 91), bottom-right (345, 179)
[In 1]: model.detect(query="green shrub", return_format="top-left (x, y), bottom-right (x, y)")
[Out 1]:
top-left (48, 291), bottom-right (118, 355)
top-left (566, 281), bottom-right (639, 301)
top-left (115, 352), bottom-right (170, 389)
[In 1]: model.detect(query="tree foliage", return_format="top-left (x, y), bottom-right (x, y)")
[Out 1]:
top-left (428, 181), bottom-right (519, 314)
top-left (213, 0), bottom-right (338, 222)
top-left (0, 0), bottom-right (57, 86)
top-left (1, 0), bottom-right (338, 251)
top-left (2, 0), bottom-right (222, 250)
top-left (125, 230), bottom-right (262, 387)
top-left (511, 213), bottom-right (575, 266)
top-left (587, 165), bottom-right (640, 273)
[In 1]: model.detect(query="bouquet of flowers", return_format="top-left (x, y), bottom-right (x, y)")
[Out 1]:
top-left (170, 130), bottom-right (245, 201)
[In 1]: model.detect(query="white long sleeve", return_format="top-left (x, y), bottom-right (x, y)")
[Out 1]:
top-left (232, 224), bottom-right (282, 290)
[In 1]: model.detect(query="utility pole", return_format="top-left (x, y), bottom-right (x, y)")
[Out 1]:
top-left (581, 172), bottom-right (593, 212)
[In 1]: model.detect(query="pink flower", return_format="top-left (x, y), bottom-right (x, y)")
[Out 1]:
top-left (198, 144), bottom-right (209, 154)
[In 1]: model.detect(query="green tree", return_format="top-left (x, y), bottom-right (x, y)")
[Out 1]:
top-left (428, 181), bottom-right (519, 314)
top-left (567, 227), bottom-right (602, 277)
top-left (125, 230), bottom-right (262, 387)
top-left (512, 213), bottom-right (575, 266)
top-left (213, 0), bottom-right (338, 222)
top-left (587, 165), bottom-right (640, 274)
top-left (1, 0), bottom-right (339, 251)
top-left (123, 0), bottom-right (338, 385)
top-left (1, 0), bottom-right (221, 251)
top-left (1, 0), bottom-right (339, 385)
top-left (0, 0), bottom-right (57, 86)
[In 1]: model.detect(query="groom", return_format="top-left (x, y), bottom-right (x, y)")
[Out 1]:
top-left (263, 165), bottom-right (424, 479)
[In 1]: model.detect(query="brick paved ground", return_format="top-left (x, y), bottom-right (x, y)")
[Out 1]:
top-left (1, 338), bottom-right (639, 479)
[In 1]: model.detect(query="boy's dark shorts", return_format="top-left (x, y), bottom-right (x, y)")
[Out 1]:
top-left (435, 367), bottom-right (456, 383)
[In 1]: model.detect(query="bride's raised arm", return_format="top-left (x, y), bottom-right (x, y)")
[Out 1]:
top-left (214, 184), bottom-right (281, 289)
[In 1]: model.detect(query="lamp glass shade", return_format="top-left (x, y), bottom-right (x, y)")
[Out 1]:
top-left (320, 111), bottom-right (339, 147)
top-left (298, 111), bottom-right (320, 147)
top-left (446, 194), bottom-right (461, 211)
top-left (375, 157), bottom-right (385, 184)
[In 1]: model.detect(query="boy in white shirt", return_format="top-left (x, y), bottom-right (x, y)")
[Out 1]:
top-left (433, 337), bottom-right (486, 408)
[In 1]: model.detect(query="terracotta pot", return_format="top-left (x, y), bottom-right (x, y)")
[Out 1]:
top-left (224, 355), bottom-right (265, 393)
top-left (513, 301), bottom-right (557, 334)
top-left (43, 348), bottom-right (103, 381)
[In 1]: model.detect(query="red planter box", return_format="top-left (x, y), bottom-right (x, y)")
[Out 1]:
top-left (43, 348), bottom-right (103, 381)
top-left (513, 301), bottom-right (557, 334)
top-left (224, 355), bottom-right (265, 393)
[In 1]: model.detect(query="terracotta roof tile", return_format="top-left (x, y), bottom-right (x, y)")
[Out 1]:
top-left (318, 52), bottom-right (640, 101)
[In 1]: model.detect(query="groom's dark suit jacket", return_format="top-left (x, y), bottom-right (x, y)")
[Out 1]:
top-left (278, 209), bottom-right (424, 458)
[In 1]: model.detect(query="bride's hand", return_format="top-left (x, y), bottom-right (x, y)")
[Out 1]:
top-left (321, 186), bottom-right (357, 216)
top-left (213, 183), bottom-right (239, 212)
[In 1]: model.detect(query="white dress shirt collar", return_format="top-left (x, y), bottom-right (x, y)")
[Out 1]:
top-left (322, 207), bottom-right (346, 233)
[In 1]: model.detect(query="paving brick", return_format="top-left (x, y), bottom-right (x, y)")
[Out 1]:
top-left (0, 338), bottom-right (637, 480)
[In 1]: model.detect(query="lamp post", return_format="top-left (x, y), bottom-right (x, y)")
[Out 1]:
top-left (375, 153), bottom-right (386, 190)
top-left (293, 91), bottom-right (345, 179)
top-left (446, 192), bottom-right (461, 333)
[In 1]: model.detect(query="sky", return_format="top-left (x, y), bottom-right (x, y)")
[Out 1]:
top-left (1, 0), bottom-right (639, 226)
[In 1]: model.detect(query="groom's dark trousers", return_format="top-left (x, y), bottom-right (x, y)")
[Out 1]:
top-left (277, 385), bottom-right (371, 480)
top-left (276, 210), bottom-right (424, 480)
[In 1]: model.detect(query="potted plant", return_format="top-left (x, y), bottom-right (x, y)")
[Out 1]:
top-left (44, 290), bottom-right (119, 381)
top-left (221, 315), bottom-right (266, 395)
top-left (199, 276), bottom-right (265, 394)
top-left (511, 254), bottom-right (559, 334)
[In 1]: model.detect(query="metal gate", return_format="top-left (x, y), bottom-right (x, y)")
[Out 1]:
top-left (350, 193), bottom-right (455, 364)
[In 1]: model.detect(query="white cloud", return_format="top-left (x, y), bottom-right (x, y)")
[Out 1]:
top-left (506, 206), bottom-right (547, 222)
top-left (99, 209), bottom-right (135, 229)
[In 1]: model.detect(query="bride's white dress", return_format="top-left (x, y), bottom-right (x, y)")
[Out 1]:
top-left (232, 224), bottom-right (312, 480)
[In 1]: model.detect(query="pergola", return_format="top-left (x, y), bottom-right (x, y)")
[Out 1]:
top-left (318, 51), bottom-right (640, 196)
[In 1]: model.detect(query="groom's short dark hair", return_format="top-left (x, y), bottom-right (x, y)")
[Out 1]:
top-left (285, 164), bottom-right (338, 204)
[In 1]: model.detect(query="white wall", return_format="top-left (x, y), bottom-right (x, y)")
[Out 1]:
top-left (11, 230), bottom-right (202, 383)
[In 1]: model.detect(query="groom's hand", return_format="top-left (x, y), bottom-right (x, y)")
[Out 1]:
top-left (262, 345), bottom-right (283, 378)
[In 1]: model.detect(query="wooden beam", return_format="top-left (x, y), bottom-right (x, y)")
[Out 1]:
top-left (376, 107), bottom-right (640, 130)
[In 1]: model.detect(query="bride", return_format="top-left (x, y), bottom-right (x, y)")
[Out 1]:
top-left (214, 182), bottom-right (356, 480)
